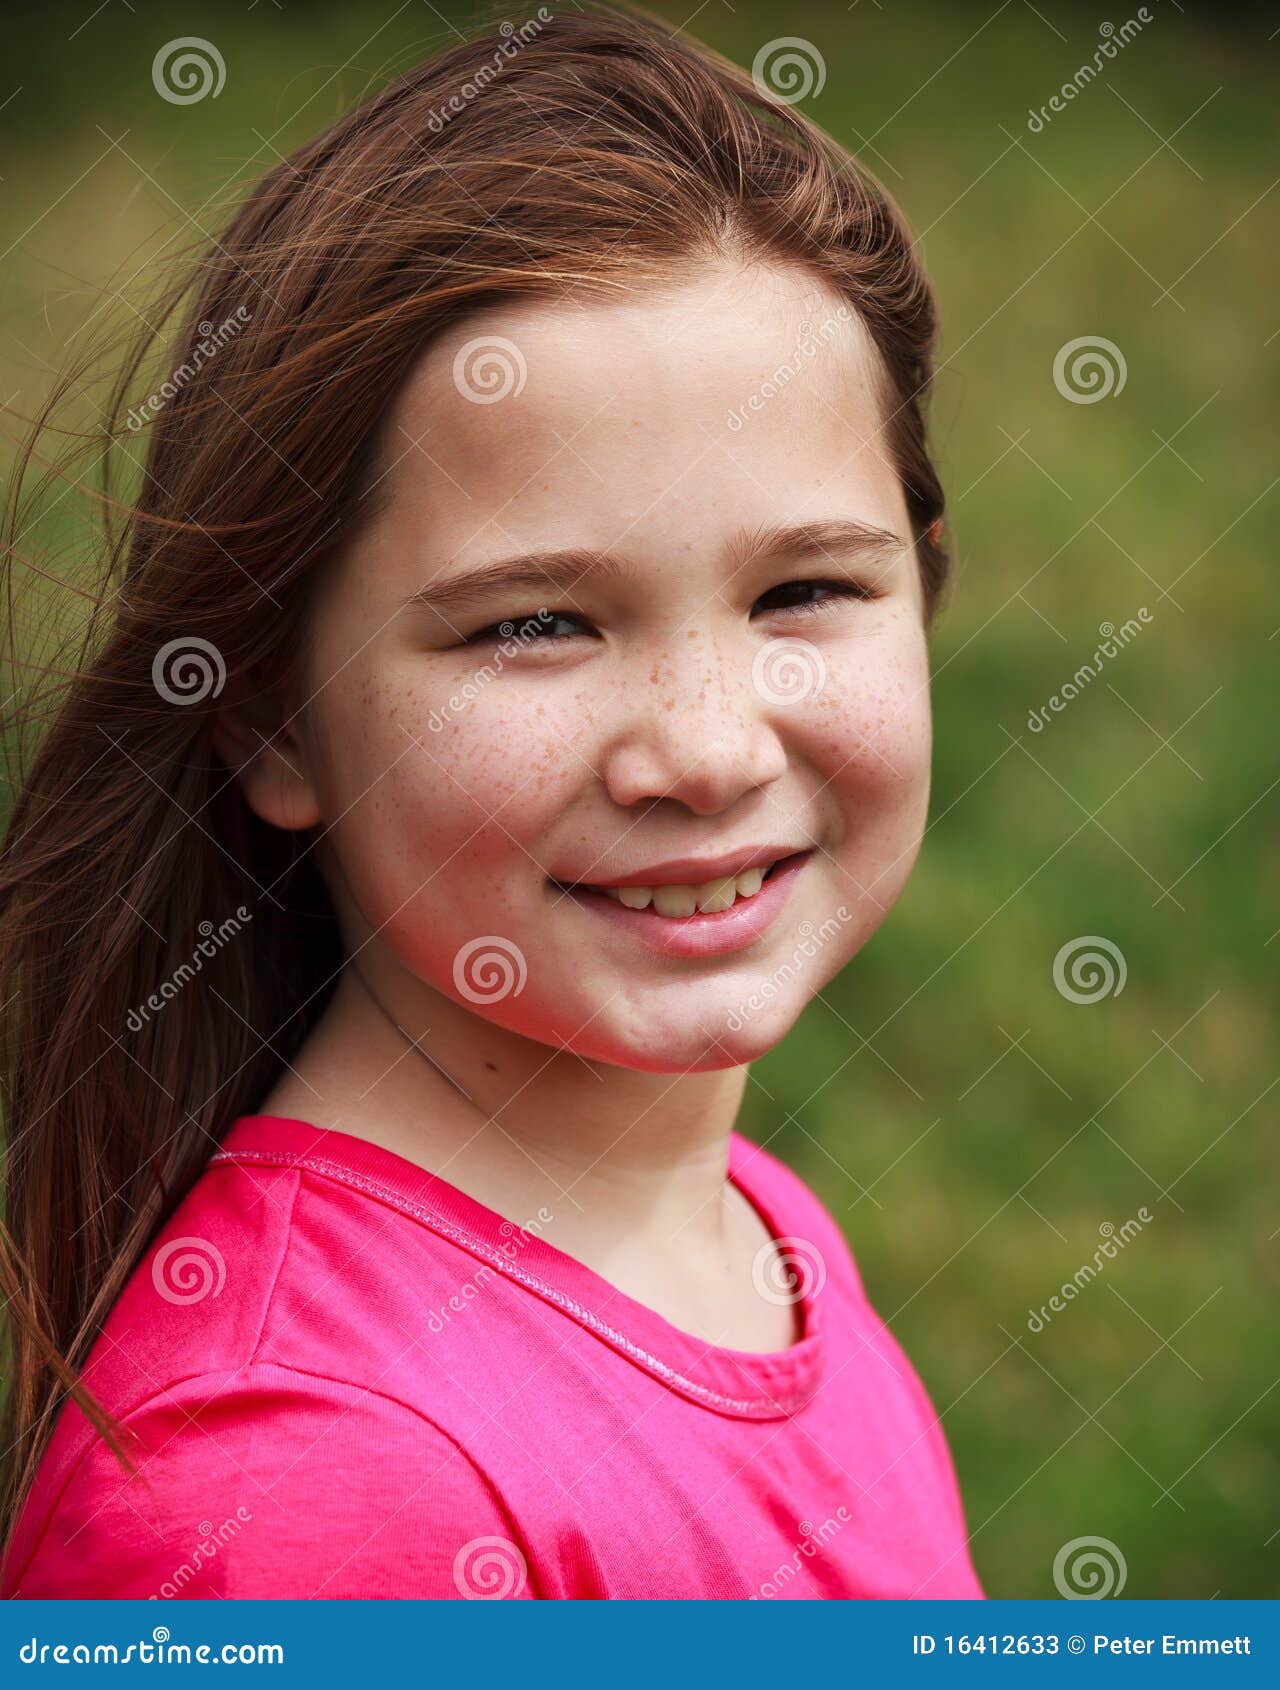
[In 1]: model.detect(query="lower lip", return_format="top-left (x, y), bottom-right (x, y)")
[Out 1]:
top-left (551, 851), bottom-right (814, 958)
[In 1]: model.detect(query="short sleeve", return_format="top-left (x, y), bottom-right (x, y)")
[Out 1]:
top-left (11, 1366), bottom-right (535, 1599)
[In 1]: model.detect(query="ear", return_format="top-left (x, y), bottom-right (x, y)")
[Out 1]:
top-left (210, 660), bottom-right (321, 832)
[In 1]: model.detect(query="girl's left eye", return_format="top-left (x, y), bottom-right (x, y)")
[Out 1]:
top-left (457, 578), bottom-right (879, 648)
top-left (752, 577), bottom-right (880, 616)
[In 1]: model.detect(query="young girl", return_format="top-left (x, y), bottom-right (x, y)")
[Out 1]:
top-left (0, 3), bottom-right (985, 1599)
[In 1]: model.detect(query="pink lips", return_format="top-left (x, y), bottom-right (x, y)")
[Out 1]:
top-left (553, 850), bottom-right (814, 958)
top-left (566, 845), bottom-right (802, 890)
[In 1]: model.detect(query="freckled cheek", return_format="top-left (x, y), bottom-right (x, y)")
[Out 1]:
top-left (801, 666), bottom-right (932, 914)
top-left (802, 666), bottom-right (933, 798)
top-left (357, 697), bottom-right (585, 888)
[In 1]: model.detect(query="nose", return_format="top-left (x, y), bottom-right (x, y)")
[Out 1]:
top-left (598, 634), bottom-right (789, 815)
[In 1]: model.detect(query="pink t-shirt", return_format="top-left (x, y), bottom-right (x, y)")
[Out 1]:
top-left (2, 1115), bottom-right (985, 1599)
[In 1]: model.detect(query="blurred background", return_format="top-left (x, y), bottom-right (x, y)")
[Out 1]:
top-left (1, 0), bottom-right (1274, 1598)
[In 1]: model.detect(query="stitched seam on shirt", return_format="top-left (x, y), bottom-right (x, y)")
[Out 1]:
top-left (1, 1431), bottom-right (103, 1594)
top-left (200, 1362), bottom-right (526, 1558)
top-left (210, 1147), bottom-right (816, 1419)
top-left (240, 1360), bottom-right (531, 1564)
top-left (233, 1361), bottom-right (538, 1597)
top-left (229, 1148), bottom-right (811, 1417)
top-left (3, 1167), bottom-right (300, 1596)
top-left (2, 1332), bottom-right (319, 1592)
top-left (246, 1167), bottom-right (302, 1368)
top-left (0, 1369), bottom-right (226, 1596)
top-left (7, 1362), bottom-right (533, 1599)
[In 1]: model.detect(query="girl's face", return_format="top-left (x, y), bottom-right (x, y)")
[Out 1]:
top-left (291, 260), bottom-right (932, 1072)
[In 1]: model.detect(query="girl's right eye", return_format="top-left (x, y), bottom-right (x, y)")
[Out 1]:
top-left (460, 610), bottom-right (593, 648)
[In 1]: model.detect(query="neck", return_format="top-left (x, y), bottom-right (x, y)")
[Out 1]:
top-left (267, 962), bottom-right (751, 1263)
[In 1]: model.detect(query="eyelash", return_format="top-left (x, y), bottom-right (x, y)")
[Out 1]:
top-left (458, 578), bottom-right (882, 648)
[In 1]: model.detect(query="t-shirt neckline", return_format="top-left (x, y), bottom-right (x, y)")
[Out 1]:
top-left (211, 1114), bottom-right (826, 1420)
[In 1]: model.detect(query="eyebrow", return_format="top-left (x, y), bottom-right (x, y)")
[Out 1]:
top-left (399, 517), bottom-right (909, 616)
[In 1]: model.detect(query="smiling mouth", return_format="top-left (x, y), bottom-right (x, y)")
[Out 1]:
top-left (550, 852), bottom-right (806, 919)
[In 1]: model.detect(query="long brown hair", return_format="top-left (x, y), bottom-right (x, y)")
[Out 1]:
top-left (0, 0), bottom-right (951, 1549)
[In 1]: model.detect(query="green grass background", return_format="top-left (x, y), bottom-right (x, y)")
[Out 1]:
top-left (1, 0), bottom-right (1275, 1598)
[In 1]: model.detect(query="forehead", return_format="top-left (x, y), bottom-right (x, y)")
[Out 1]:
top-left (376, 260), bottom-right (904, 568)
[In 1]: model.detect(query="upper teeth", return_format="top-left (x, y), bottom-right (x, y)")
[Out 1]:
top-left (601, 864), bottom-right (770, 916)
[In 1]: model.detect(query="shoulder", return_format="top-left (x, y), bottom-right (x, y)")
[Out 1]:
top-left (4, 1362), bottom-right (532, 1599)
top-left (4, 1148), bottom-right (537, 1598)
top-left (733, 1138), bottom-right (978, 1563)
top-left (731, 1130), bottom-right (869, 1302)
top-left (73, 1145), bottom-right (492, 1417)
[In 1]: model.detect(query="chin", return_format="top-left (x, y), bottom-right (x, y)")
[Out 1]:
top-left (553, 1002), bottom-right (806, 1075)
